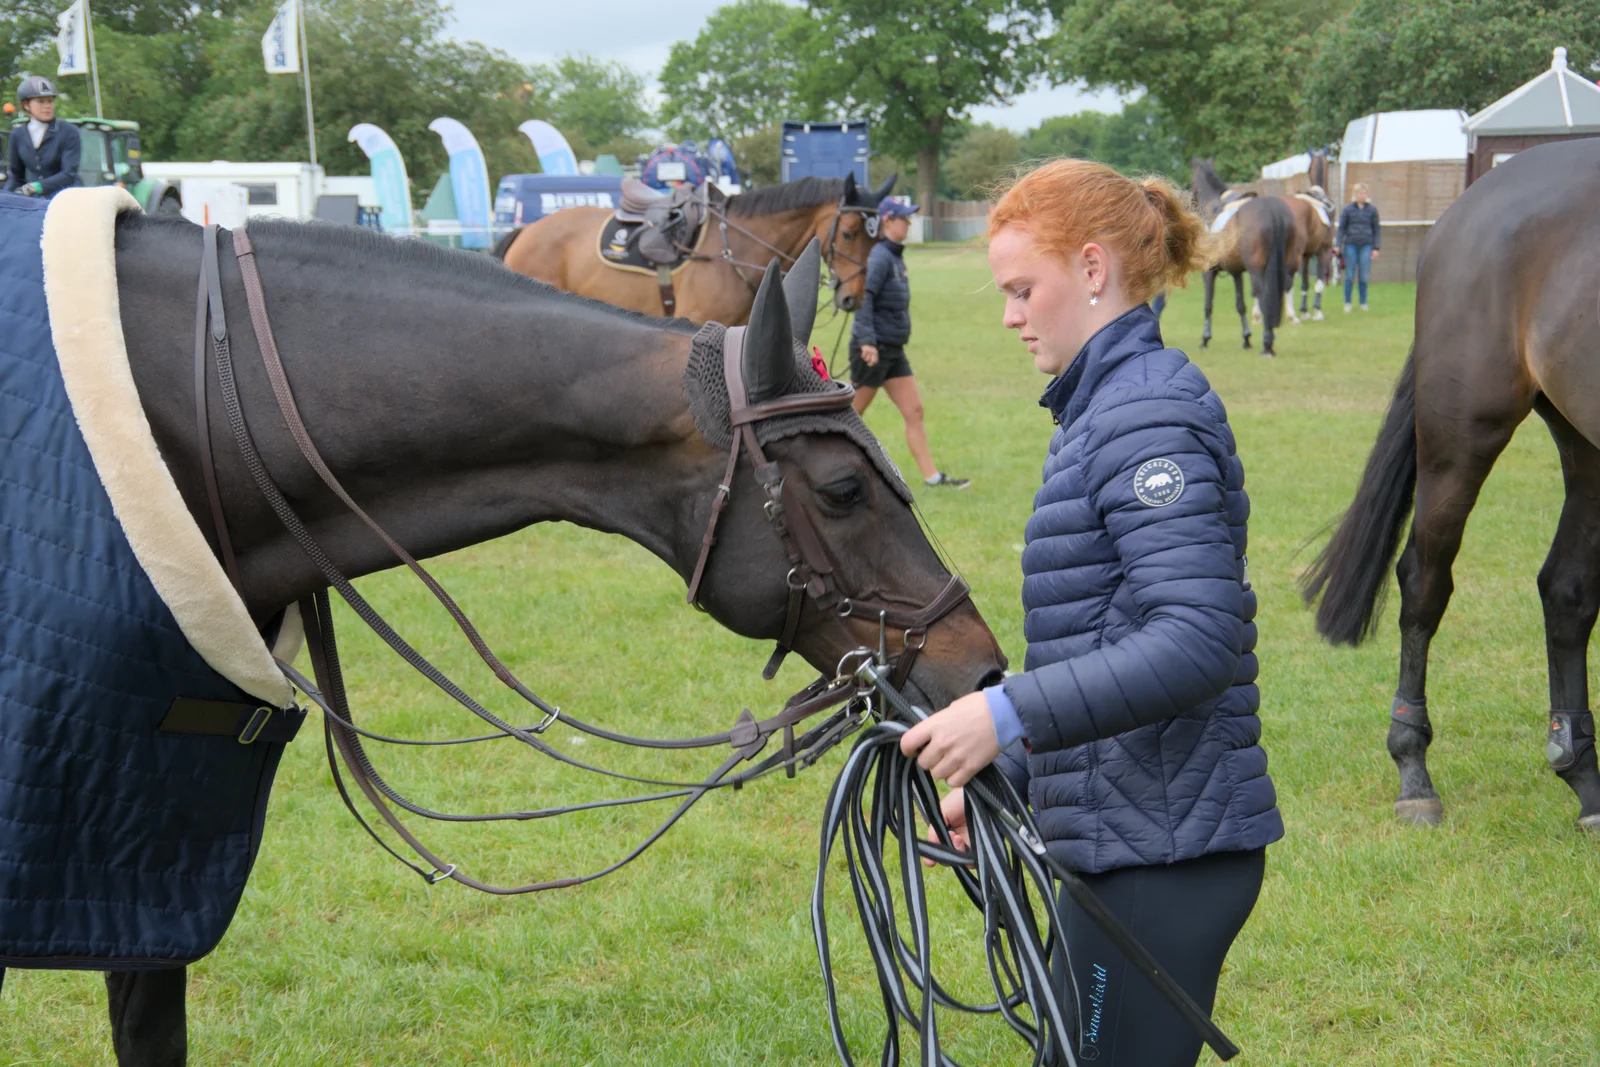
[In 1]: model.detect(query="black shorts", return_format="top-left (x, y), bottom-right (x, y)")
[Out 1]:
top-left (848, 341), bottom-right (913, 388)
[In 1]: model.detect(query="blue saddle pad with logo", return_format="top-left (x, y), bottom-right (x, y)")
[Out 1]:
top-left (0, 193), bottom-right (302, 969)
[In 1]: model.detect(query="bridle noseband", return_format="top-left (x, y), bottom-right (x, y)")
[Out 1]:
top-left (684, 325), bottom-right (971, 687)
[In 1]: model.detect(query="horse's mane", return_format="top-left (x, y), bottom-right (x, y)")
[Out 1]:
top-left (727, 176), bottom-right (846, 217)
top-left (119, 213), bottom-right (700, 335)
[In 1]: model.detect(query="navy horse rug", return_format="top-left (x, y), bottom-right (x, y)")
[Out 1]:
top-left (1, 189), bottom-right (304, 970)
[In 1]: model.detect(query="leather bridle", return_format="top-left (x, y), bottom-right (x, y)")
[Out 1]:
top-left (683, 325), bottom-right (972, 687)
top-left (682, 193), bottom-right (880, 305)
top-left (187, 225), bottom-right (963, 893)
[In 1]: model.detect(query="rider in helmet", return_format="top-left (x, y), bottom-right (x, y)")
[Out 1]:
top-left (5, 77), bottom-right (82, 199)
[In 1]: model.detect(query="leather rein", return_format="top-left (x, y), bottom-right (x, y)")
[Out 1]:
top-left (680, 193), bottom-right (879, 302)
top-left (189, 224), bottom-right (965, 893)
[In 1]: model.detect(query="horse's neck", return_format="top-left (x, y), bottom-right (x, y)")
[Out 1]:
top-left (730, 206), bottom-right (826, 262)
top-left (123, 229), bottom-right (714, 617)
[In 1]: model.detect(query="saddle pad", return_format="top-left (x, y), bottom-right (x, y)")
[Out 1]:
top-left (1210, 199), bottom-right (1247, 234)
top-left (0, 189), bottom-right (300, 969)
top-left (1294, 193), bottom-right (1332, 228)
top-left (595, 214), bottom-right (704, 276)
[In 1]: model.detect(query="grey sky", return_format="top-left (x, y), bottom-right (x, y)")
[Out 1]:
top-left (442, 0), bottom-right (1127, 133)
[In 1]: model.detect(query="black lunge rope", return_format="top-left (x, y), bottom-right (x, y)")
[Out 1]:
top-left (813, 660), bottom-right (1240, 1067)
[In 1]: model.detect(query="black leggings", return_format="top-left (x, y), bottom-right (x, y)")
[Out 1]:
top-left (1054, 848), bottom-right (1266, 1066)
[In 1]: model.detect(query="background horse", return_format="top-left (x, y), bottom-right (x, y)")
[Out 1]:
top-left (494, 174), bottom-right (894, 325)
top-left (1282, 149), bottom-right (1337, 323)
top-left (18, 205), bottom-right (1004, 1063)
top-left (1193, 158), bottom-right (1299, 357)
top-left (1303, 138), bottom-right (1600, 831)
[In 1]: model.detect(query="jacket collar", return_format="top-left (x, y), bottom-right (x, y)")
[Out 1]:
top-left (880, 238), bottom-right (905, 256)
top-left (1039, 303), bottom-right (1163, 424)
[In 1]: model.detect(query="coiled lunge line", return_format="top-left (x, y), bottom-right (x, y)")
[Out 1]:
top-left (813, 659), bottom-right (1240, 1067)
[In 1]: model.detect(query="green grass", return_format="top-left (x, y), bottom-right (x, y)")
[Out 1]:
top-left (7, 247), bottom-right (1600, 1065)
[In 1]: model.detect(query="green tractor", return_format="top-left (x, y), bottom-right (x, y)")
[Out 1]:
top-left (3, 116), bottom-right (182, 215)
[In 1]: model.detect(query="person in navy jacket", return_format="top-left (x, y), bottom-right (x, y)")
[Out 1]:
top-left (900, 159), bottom-right (1283, 1067)
top-left (4, 77), bottom-right (81, 200)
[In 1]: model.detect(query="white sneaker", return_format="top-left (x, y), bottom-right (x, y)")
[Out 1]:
top-left (1360, 303), bottom-right (1369, 311)
top-left (1344, 303), bottom-right (1352, 313)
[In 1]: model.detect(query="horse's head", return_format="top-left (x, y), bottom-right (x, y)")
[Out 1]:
top-left (812, 172), bottom-right (898, 314)
top-left (687, 245), bottom-right (1006, 709)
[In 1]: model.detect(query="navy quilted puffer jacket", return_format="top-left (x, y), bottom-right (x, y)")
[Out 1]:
top-left (995, 304), bottom-right (1283, 874)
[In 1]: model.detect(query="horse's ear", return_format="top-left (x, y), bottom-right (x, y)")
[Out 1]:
top-left (743, 258), bottom-right (796, 403)
top-left (874, 172), bottom-right (897, 203)
top-left (842, 171), bottom-right (858, 203)
top-left (782, 237), bottom-right (821, 345)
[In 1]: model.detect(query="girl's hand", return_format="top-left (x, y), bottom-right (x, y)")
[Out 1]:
top-left (860, 344), bottom-right (879, 366)
top-left (899, 691), bottom-right (1000, 787)
top-left (923, 787), bottom-right (969, 868)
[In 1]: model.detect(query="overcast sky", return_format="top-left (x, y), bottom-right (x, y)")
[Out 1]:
top-left (443, 0), bottom-right (1127, 133)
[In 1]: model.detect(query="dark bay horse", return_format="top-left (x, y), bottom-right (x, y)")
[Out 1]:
top-left (1303, 138), bottom-right (1600, 831)
top-left (24, 211), bottom-right (1005, 1063)
top-left (1192, 158), bottom-right (1298, 357)
top-left (494, 174), bottom-right (895, 325)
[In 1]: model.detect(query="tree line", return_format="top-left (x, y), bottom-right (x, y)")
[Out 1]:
top-left (5, 0), bottom-right (1600, 207)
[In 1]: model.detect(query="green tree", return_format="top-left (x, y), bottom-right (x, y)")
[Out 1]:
top-left (733, 122), bottom-right (783, 186)
top-left (1094, 96), bottom-right (1187, 178)
top-left (1299, 0), bottom-right (1600, 147)
top-left (943, 123), bottom-right (1021, 197)
top-left (800, 0), bottom-right (1048, 208)
top-left (526, 54), bottom-right (652, 155)
top-left (659, 0), bottom-right (808, 140)
top-left (1022, 111), bottom-right (1108, 161)
top-left (1049, 0), bottom-right (1326, 179)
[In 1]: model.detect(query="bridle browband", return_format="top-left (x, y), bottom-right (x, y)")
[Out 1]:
top-left (683, 325), bottom-right (972, 687)
top-left (188, 224), bottom-right (965, 894)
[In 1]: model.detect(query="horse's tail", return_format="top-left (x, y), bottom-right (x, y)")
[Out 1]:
top-left (1261, 200), bottom-right (1291, 331)
top-left (491, 226), bottom-right (524, 262)
top-left (1300, 346), bottom-right (1418, 644)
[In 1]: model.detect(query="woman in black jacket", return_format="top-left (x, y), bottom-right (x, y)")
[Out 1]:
top-left (3, 78), bottom-right (81, 200)
top-left (849, 198), bottom-right (968, 489)
top-left (1337, 183), bottom-right (1380, 311)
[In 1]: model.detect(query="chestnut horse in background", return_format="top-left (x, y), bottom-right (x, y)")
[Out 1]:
top-left (493, 174), bottom-right (895, 326)
top-left (1282, 149), bottom-right (1338, 323)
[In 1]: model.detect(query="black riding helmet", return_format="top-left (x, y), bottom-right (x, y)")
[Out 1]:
top-left (18, 76), bottom-right (57, 103)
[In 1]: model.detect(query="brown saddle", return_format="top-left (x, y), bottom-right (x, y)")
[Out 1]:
top-left (614, 179), bottom-right (708, 267)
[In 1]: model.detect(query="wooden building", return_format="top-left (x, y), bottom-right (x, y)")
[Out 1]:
top-left (1253, 111), bottom-right (1466, 284)
top-left (1465, 47), bottom-right (1600, 186)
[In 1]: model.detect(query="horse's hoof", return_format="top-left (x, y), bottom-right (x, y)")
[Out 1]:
top-left (1261, 349), bottom-right (1276, 359)
top-left (1395, 797), bottom-right (1444, 826)
top-left (1241, 339), bottom-right (1252, 350)
top-left (1312, 311), bottom-right (1325, 322)
top-left (1579, 813), bottom-right (1600, 834)
top-left (1200, 337), bottom-right (1210, 348)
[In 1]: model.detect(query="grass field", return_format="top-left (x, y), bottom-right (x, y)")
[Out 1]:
top-left (7, 245), bottom-right (1600, 1066)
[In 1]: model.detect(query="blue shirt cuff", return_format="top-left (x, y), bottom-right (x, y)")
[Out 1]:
top-left (984, 684), bottom-right (1024, 749)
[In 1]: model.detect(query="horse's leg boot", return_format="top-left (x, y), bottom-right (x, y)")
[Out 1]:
top-left (106, 967), bottom-right (187, 1067)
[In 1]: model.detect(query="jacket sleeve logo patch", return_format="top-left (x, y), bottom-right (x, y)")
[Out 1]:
top-left (1133, 458), bottom-right (1185, 507)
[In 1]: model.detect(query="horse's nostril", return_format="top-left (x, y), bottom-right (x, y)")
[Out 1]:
top-left (975, 669), bottom-right (1006, 692)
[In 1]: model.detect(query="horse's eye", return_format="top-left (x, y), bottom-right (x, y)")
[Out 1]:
top-left (843, 230), bottom-right (857, 241)
top-left (819, 479), bottom-right (864, 509)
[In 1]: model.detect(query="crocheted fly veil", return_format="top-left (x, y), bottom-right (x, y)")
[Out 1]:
top-left (683, 321), bottom-right (912, 503)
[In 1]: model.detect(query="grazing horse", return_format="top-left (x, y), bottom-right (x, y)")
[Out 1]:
top-left (1302, 139), bottom-right (1600, 831)
top-left (494, 173), bottom-right (895, 325)
top-left (1193, 158), bottom-right (1299, 357)
top-left (4, 190), bottom-right (1005, 1064)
